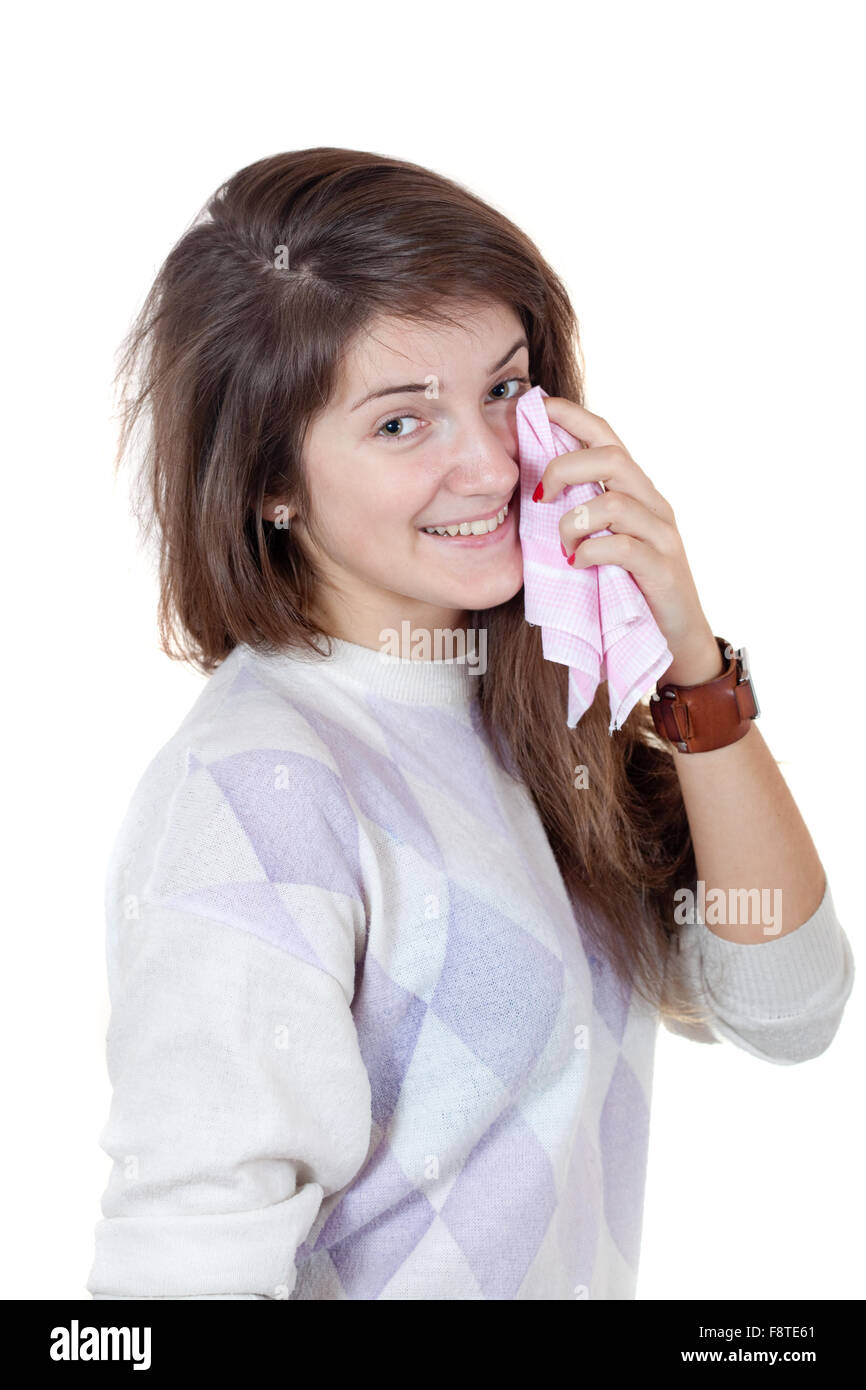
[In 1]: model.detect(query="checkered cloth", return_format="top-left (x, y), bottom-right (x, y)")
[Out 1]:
top-left (517, 385), bottom-right (673, 731)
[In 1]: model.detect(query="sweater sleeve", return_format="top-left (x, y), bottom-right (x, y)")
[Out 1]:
top-left (662, 878), bottom-right (855, 1064)
top-left (86, 900), bottom-right (372, 1300)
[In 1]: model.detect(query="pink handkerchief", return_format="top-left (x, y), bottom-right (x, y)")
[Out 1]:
top-left (516, 385), bottom-right (673, 732)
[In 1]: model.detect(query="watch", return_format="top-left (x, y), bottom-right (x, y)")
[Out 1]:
top-left (649, 637), bottom-right (760, 754)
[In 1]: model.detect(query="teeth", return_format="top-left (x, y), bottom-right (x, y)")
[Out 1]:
top-left (423, 504), bottom-right (508, 537)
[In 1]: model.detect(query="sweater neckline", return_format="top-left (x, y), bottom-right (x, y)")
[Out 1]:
top-left (242, 633), bottom-right (481, 708)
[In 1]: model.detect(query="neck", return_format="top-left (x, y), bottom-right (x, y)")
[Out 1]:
top-left (312, 606), bottom-right (471, 661)
top-left (250, 628), bottom-right (484, 707)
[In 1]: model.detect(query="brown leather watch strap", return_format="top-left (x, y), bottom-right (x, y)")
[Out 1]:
top-left (650, 637), bottom-right (760, 753)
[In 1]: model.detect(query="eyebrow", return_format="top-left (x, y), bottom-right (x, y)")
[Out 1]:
top-left (349, 337), bottom-right (530, 411)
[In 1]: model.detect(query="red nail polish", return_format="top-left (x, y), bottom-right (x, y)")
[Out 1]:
top-left (567, 552), bottom-right (575, 565)
top-left (532, 481), bottom-right (544, 502)
top-left (560, 541), bottom-right (567, 557)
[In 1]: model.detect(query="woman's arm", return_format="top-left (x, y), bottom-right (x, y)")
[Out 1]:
top-left (88, 900), bottom-right (372, 1300)
top-left (536, 396), bottom-right (827, 941)
top-left (655, 631), bottom-right (825, 940)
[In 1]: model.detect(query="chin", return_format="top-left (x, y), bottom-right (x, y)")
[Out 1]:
top-left (391, 549), bottom-right (525, 616)
top-left (441, 568), bottom-right (525, 614)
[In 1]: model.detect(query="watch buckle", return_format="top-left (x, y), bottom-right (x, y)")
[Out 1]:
top-left (734, 645), bottom-right (761, 719)
top-left (650, 687), bottom-right (689, 751)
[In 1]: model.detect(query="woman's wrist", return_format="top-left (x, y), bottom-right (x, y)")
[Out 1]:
top-left (661, 626), bottom-right (725, 687)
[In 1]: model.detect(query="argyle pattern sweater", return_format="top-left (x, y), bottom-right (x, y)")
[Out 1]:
top-left (87, 636), bottom-right (855, 1300)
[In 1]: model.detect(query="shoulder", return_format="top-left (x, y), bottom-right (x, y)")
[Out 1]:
top-left (107, 646), bottom-right (366, 976)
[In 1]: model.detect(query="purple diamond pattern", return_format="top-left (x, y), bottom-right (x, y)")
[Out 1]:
top-left (428, 880), bottom-right (563, 1089)
top-left (145, 653), bottom-right (661, 1298)
top-left (599, 1054), bottom-right (650, 1270)
top-left (438, 1104), bottom-right (558, 1298)
top-left (206, 748), bottom-right (363, 894)
top-left (311, 1142), bottom-right (437, 1300)
top-left (351, 954), bottom-right (430, 1130)
top-left (286, 701), bottom-right (445, 871)
top-left (364, 693), bottom-right (513, 842)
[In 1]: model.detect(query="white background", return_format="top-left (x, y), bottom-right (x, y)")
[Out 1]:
top-left (3, 0), bottom-right (862, 1300)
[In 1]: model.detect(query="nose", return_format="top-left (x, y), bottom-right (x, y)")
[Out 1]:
top-left (439, 414), bottom-right (520, 500)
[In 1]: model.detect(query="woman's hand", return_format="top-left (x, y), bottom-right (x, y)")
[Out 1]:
top-left (534, 395), bottom-right (722, 686)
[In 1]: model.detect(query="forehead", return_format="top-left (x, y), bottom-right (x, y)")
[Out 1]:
top-left (334, 300), bottom-right (525, 401)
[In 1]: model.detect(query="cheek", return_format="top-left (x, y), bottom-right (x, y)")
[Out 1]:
top-left (328, 489), bottom-right (418, 564)
top-left (309, 446), bottom-right (431, 552)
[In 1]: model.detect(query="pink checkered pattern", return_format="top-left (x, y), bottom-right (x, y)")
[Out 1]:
top-left (517, 385), bottom-right (673, 731)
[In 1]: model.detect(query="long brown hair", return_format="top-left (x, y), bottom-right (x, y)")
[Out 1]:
top-left (114, 146), bottom-right (702, 1024)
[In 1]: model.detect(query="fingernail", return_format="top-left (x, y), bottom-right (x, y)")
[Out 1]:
top-left (560, 541), bottom-right (567, 557)
top-left (567, 552), bottom-right (575, 565)
top-left (532, 482), bottom-right (544, 502)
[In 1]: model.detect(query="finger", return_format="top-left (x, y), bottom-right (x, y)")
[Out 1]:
top-left (567, 532), bottom-right (670, 588)
top-left (560, 491), bottom-right (678, 558)
top-left (538, 443), bottom-right (671, 519)
top-left (542, 396), bottom-right (626, 451)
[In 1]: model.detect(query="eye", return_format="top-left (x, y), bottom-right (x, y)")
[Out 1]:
top-left (376, 414), bottom-right (424, 443)
top-left (489, 375), bottom-right (530, 400)
top-left (374, 375), bottom-right (531, 443)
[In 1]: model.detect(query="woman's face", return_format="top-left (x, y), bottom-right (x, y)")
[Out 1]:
top-left (271, 300), bottom-right (529, 650)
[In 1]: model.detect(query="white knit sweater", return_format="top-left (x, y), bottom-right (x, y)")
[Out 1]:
top-left (87, 637), bottom-right (855, 1299)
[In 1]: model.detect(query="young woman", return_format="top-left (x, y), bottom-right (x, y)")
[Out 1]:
top-left (87, 147), bottom-right (854, 1301)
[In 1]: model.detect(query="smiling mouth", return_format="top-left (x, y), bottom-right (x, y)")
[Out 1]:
top-left (419, 501), bottom-right (511, 538)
